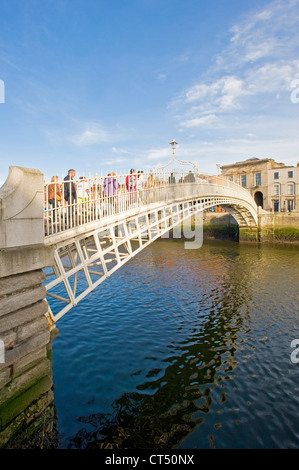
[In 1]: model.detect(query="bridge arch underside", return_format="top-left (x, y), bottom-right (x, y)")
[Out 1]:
top-left (44, 193), bottom-right (257, 324)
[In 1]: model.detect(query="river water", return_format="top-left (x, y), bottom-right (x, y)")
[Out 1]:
top-left (51, 238), bottom-right (299, 449)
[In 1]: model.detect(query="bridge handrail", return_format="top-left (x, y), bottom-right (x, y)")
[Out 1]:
top-left (44, 169), bottom-right (255, 237)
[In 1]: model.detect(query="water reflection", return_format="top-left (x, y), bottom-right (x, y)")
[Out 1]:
top-left (65, 246), bottom-right (255, 449)
top-left (52, 240), bottom-right (299, 449)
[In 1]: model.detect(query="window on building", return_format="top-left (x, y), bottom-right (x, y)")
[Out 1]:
top-left (255, 173), bottom-right (261, 186)
top-left (288, 184), bottom-right (294, 195)
top-left (288, 171), bottom-right (293, 178)
top-left (274, 200), bottom-right (279, 212)
top-left (241, 174), bottom-right (246, 187)
top-left (274, 184), bottom-right (280, 195)
top-left (274, 172), bottom-right (279, 179)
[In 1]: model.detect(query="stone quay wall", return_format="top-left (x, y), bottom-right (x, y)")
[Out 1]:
top-left (202, 211), bottom-right (299, 243)
top-left (0, 167), bottom-right (55, 448)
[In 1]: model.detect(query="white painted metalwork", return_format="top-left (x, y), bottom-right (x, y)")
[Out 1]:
top-left (43, 170), bottom-right (258, 325)
top-left (155, 140), bottom-right (200, 177)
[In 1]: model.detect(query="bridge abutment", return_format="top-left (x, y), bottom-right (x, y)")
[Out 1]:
top-left (0, 167), bottom-right (56, 448)
top-left (238, 226), bottom-right (259, 242)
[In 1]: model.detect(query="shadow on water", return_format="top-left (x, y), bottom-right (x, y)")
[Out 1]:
top-left (65, 255), bottom-right (253, 449)
top-left (51, 240), bottom-right (299, 449)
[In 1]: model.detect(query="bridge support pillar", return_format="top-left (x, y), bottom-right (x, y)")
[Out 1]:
top-left (0, 167), bottom-right (56, 448)
top-left (238, 225), bottom-right (258, 242)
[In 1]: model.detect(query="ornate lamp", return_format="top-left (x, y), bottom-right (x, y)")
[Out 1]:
top-left (155, 139), bottom-right (199, 177)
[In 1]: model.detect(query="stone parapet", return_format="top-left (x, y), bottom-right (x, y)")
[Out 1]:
top-left (0, 167), bottom-right (45, 249)
top-left (0, 244), bottom-right (54, 278)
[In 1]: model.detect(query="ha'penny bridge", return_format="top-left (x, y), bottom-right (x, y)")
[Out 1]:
top-left (1, 164), bottom-right (258, 325)
top-left (43, 169), bottom-right (258, 325)
top-left (0, 162), bottom-right (258, 447)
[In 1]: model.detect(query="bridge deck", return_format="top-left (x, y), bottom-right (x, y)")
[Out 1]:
top-left (44, 170), bottom-right (257, 240)
top-left (43, 170), bottom-right (258, 324)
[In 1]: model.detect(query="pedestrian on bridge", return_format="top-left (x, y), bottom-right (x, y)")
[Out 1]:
top-left (126, 169), bottom-right (137, 207)
top-left (47, 175), bottom-right (62, 223)
top-left (77, 176), bottom-right (90, 220)
top-left (63, 169), bottom-right (77, 227)
top-left (103, 172), bottom-right (119, 215)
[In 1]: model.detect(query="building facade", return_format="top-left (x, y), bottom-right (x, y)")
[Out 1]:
top-left (268, 165), bottom-right (299, 212)
top-left (220, 158), bottom-right (297, 211)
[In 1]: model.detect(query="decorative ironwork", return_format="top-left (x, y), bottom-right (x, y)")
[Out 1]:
top-left (43, 169), bottom-right (258, 325)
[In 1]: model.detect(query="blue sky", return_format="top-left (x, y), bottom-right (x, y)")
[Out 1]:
top-left (1, 0), bottom-right (299, 184)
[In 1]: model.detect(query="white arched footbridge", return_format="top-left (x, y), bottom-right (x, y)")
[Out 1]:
top-left (43, 170), bottom-right (258, 325)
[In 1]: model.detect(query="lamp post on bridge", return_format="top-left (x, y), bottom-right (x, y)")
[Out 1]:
top-left (169, 139), bottom-right (178, 162)
top-left (154, 139), bottom-right (199, 179)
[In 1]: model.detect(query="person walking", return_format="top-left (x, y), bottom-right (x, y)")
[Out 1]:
top-left (77, 176), bottom-right (90, 221)
top-left (47, 175), bottom-right (62, 224)
top-left (63, 169), bottom-right (77, 227)
top-left (125, 169), bottom-right (137, 207)
top-left (103, 172), bottom-right (119, 215)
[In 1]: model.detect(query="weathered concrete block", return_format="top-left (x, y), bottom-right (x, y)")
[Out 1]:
top-left (2, 220), bottom-right (44, 250)
top-left (0, 271), bottom-right (46, 297)
top-left (1, 330), bottom-right (17, 350)
top-left (17, 317), bottom-right (48, 343)
top-left (0, 286), bottom-right (47, 318)
top-left (0, 357), bottom-right (51, 407)
top-left (0, 300), bottom-right (48, 335)
top-left (0, 367), bottom-right (11, 391)
top-left (0, 245), bottom-right (54, 278)
top-left (0, 167), bottom-right (44, 249)
top-left (0, 389), bottom-right (56, 448)
top-left (0, 330), bottom-right (50, 372)
top-left (13, 347), bottom-right (47, 378)
top-left (0, 374), bottom-right (53, 431)
top-left (239, 226), bottom-right (258, 242)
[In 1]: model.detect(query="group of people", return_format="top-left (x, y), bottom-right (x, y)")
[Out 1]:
top-left (45, 168), bottom-right (146, 223)
top-left (45, 167), bottom-right (208, 227)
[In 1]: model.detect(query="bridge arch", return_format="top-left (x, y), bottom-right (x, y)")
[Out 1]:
top-left (43, 174), bottom-right (258, 324)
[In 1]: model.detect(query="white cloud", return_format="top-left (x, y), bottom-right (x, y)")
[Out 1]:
top-left (243, 41), bottom-right (277, 63)
top-left (185, 83), bottom-right (215, 103)
top-left (180, 60), bottom-right (299, 121)
top-left (69, 123), bottom-right (112, 146)
top-left (246, 60), bottom-right (299, 94)
top-left (178, 135), bottom-right (299, 174)
top-left (180, 114), bottom-right (218, 128)
top-left (112, 146), bottom-right (129, 154)
top-left (176, 76), bottom-right (250, 128)
top-left (145, 147), bottom-right (171, 161)
top-left (171, 0), bottom-right (299, 137)
top-left (156, 73), bottom-right (167, 82)
top-left (103, 157), bottom-right (126, 166)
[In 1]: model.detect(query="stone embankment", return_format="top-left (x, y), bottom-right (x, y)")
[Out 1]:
top-left (202, 211), bottom-right (299, 243)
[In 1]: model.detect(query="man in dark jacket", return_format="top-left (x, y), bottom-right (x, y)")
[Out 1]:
top-left (63, 169), bottom-right (77, 203)
top-left (63, 169), bottom-right (77, 227)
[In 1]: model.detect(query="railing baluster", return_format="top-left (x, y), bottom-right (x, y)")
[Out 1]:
top-left (44, 168), bottom-right (249, 238)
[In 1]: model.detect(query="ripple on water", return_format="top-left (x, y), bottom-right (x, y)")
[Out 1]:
top-left (51, 240), bottom-right (299, 449)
